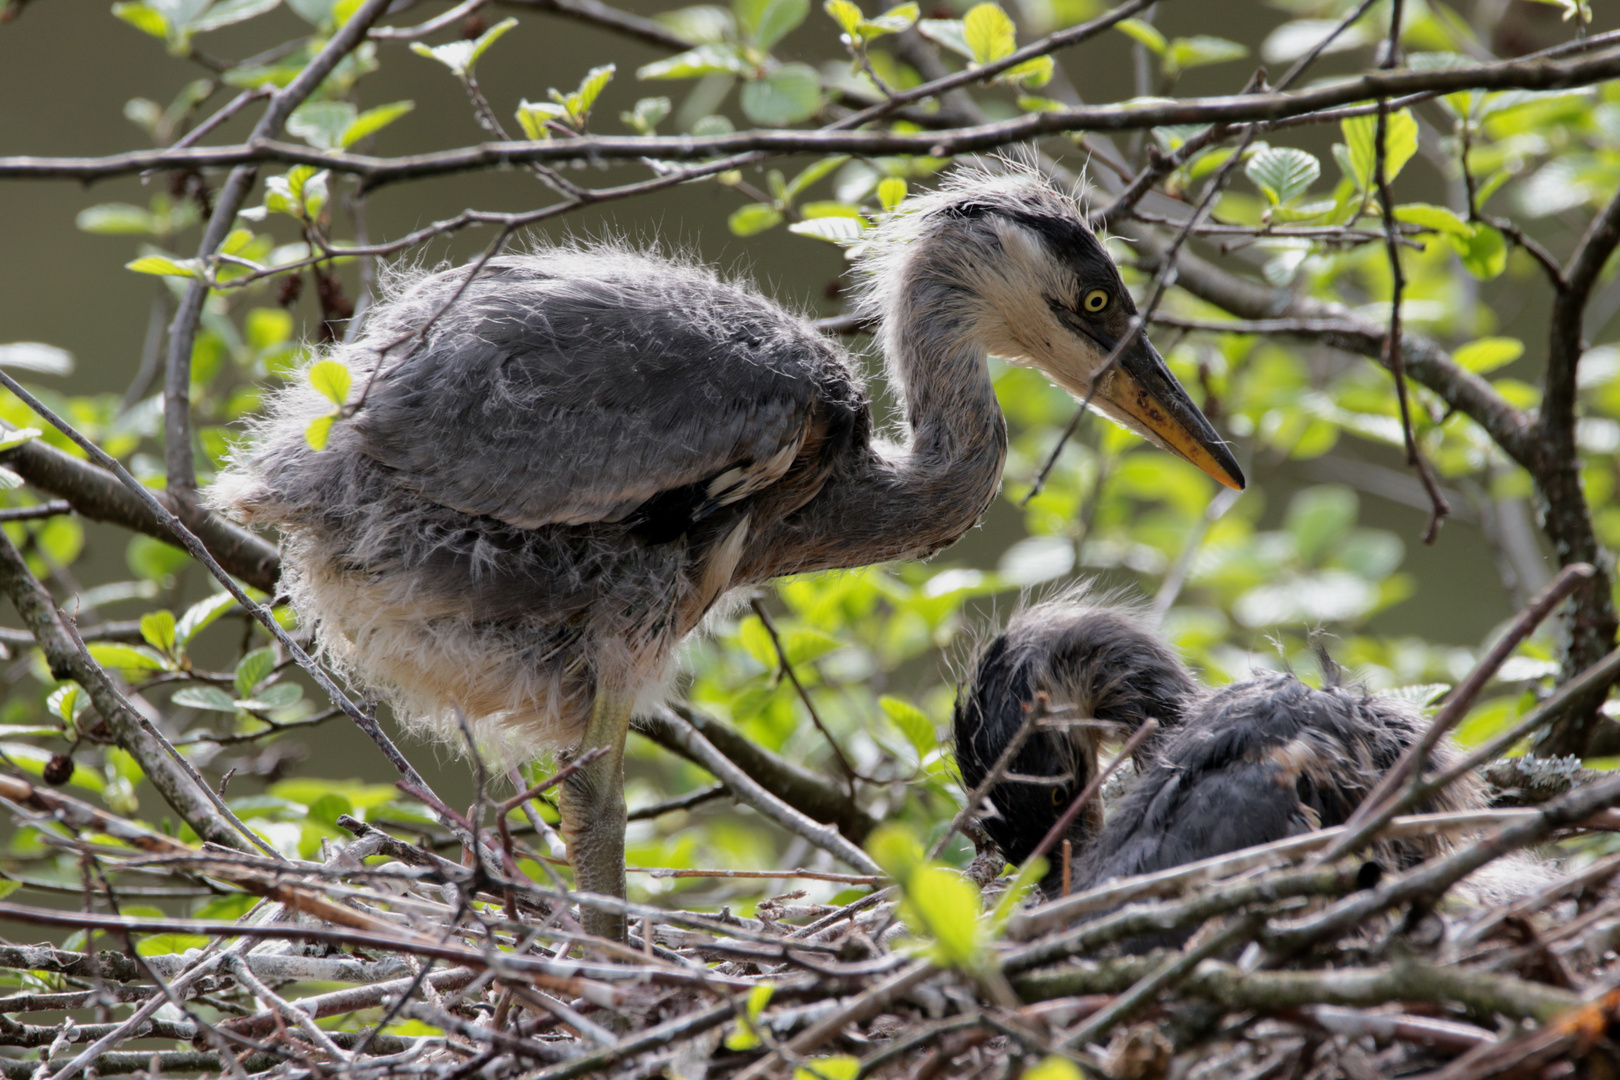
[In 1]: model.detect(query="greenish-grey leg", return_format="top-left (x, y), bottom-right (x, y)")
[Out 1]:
top-left (559, 685), bottom-right (631, 942)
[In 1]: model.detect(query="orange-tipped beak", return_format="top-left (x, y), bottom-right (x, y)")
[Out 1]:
top-left (1091, 338), bottom-right (1245, 491)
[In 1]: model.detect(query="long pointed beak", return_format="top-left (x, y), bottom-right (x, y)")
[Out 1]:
top-left (1090, 334), bottom-right (1246, 491)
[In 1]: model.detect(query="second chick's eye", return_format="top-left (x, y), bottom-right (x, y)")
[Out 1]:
top-left (1083, 289), bottom-right (1110, 313)
top-left (1050, 786), bottom-right (1068, 808)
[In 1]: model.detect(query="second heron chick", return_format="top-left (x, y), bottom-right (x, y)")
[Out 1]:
top-left (953, 596), bottom-right (1482, 897)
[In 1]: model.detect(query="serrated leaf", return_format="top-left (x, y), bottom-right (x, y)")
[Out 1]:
top-left (789, 216), bottom-right (864, 243)
top-left (177, 592), bottom-right (239, 646)
top-left (739, 63), bottom-right (822, 124)
top-left (340, 100), bottom-right (414, 147)
top-left (126, 255), bottom-right (200, 279)
top-left (516, 100), bottom-right (570, 139)
top-left (880, 695), bottom-right (935, 755)
top-left (410, 16), bottom-right (516, 77)
top-left (1341, 109), bottom-right (1417, 190)
top-left (239, 682), bottom-right (303, 711)
top-left (638, 43), bottom-right (749, 79)
top-left (1115, 16), bottom-right (1166, 54)
top-left (571, 64), bottom-right (616, 124)
top-left (1246, 146), bottom-right (1320, 206)
top-left (140, 610), bottom-right (177, 654)
top-left (962, 2), bottom-right (1016, 63)
top-left (1454, 337), bottom-right (1523, 374)
top-left (77, 203), bottom-right (157, 235)
top-left (172, 685), bottom-right (239, 712)
top-left (308, 360), bottom-right (352, 407)
top-left (305, 413), bottom-right (336, 450)
top-left (235, 647), bottom-right (277, 699)
top-left (729, 203), bottom-right (784, 236)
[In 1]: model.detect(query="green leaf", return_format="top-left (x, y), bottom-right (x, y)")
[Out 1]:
top-left (876, 176), bottom-right (907, 211)
top-left (1341, 109), bottom-right (1418, 190)
top-left (112, 2), bottom-right (170, 40)
top-left (137, 933), bottom-right (211, 957)
top-left (87, 642), bottom-right (170, 674)
top-left (825, 0), bottom-right (863, 36)
top-left (126, 255), bottom-right (200, 279)
top-left (638, 43), bottom-right (749, 79)
top-left (785, 155), bottom-right (848, 200)
top-left (409, 16), bottom-right (517, 77)
top-left (916, 18), bottom-right (971, 59)
top-left (140, 610), bottom-right (177, 654)
top-left (172, 685), bottom-right (238, 712)
top-left (47, 684), bottom-right (87, 724)
top-left (724, 982), bottom-right (775, 1050)
top-left (240, 682), bottom-right (303, 712)
top-left (177, 592), bottom-right (239, 646)
top-left (190, 0), bottom-right (282, 33)
top-left (867, 822), bottom-right (924, 880)
top-left (880, 695), bottom-right (935, 755)
top-left (861, 1), bottom-right (917, 35)
top-left (516, 100), bottom-right (571, 139)
top-left (1451, 223), bottom-right (1506, 279)
top-left (0, 427), bottom-right (41, 453)
top-left (235, 647), bottom-right (277, 699)
top-left (739, 63), bottom-right (822, 125)
top-left (570, 64), bottom-right (617, 124)
top-left (1245, 147), bottom-right (1320, 206)
top-left (1021, 1058), bottom-right (1084, 1080)
top-left (305, 413), bottom-right (336, 451)
top-left (792, 1058), bottom-right (859, 1080)
top-left (1454, 337), bottom-right (1523, 374)
top-left (286, 100), bottom-right (356, 150)
top-left (752, 0), bottom-right (810, 50)
top-left (308, 360), bottom-right (352, 407)
top-left (1115, 16), bottom-right (1166, 54)
top-left (1394, 202), bottom-right (1474, 237)
top-left (729, 203), bottom-right (784, 236)
top-left (340, 100), bottom-right (414, 147)
top-left (789, 216), bottom-right (864, 243)
top-left (77, 203), bottom-right (157, 235)
top-left (1001, 54), bottom-right (1053, 87)
top-left (656, 4), bottom-right (735, 44)
top-left (1165, 34), bottom-right (1246, 73)
top-left (620, 96), bottom-right (672, 134)
top-left (962, 2), bottom-right (1016, 64)
top-left (902, 865), bottom-right (984, 967)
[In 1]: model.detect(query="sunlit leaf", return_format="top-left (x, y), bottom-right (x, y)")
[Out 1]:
top-left (1246, 147), bottom-right (1319, 206)
top-left (340, 100), bottom-right (414, 147)
top-left (308, 360), bottom-right (352, 407)
top-left (962, 2), bottom-right (1016, 64)
top-left (1454, 337), bottom-right (1524, 374)
top-left (729, 203), bottom-right (784, 236)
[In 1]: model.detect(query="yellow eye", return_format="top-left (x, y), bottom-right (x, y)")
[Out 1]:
top-left (1051, 787), bottom-right (1067, 808)
top-left (1083, 289), bottom-right (1110, 313)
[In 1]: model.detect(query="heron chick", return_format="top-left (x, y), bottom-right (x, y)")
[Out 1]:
top-left (954, 596), bottom-right (1482, 901)
top-left (213, 165), bottom-right (1240, 941)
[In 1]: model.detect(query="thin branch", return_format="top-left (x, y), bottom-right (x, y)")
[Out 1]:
top-left (4, 51), bottom-right (1619, 184)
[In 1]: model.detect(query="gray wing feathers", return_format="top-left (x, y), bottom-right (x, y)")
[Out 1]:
top-left (351, 252), bottom-right (832, 530)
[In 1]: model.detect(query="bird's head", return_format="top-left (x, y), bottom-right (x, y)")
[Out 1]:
top-left (861, 166), bottom-right (1245, 492)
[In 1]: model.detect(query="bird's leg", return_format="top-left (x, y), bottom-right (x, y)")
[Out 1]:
top-left (559, 685), bottom-right (630, 943)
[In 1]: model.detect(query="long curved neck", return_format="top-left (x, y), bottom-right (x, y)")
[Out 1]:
top-left (745, 274), bottom-right (1009, 579)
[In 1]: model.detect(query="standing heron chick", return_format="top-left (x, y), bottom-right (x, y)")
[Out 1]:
top-left (213, 165), bottom-right (1240, 941)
